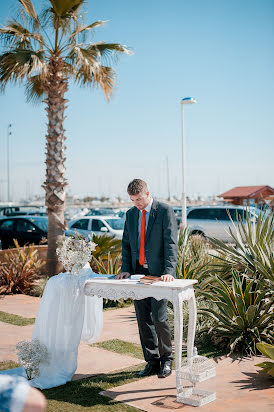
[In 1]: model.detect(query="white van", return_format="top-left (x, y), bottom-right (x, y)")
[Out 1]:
top-left (186, 205), bottom-right (261, 242)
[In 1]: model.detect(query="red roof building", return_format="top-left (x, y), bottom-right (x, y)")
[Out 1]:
top-left (218, 185), bottom-right (274, 208)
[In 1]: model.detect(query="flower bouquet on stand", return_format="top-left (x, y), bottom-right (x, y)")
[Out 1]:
top-left (56, 232), bottom-right (97, 275)
top-left (15, 338), bottom-right (50, 380)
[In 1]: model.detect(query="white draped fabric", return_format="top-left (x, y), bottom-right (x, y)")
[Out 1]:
top-left (0, 265), bottom-right (105, 390)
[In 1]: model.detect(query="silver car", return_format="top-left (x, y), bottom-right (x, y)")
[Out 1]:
top-left (67, 215), bottom-right (124, 240)
top-left (186, 205), bottom-right (261, 242)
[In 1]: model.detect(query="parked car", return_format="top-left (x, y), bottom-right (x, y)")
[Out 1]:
top-left (0, 206), bottom-right (46, 219)
top-left (0, 216), bottom-right (48, 249)
top-left (116, 209), bottom-right (129, 220)
top-left (67, 216), bottom-right (124, 239)
top-left (64, 207), bottom-right (89, 222)
top-left (0, 216), bottom-right (73, 249)
top-left (85, 208), bottom-right (117, 216)
top-left (173, 206), bottom-right (191, 228)
top-left (186, 205), bottom-right (262, 242)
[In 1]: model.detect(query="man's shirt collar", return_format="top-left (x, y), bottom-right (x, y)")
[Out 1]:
top-left (143, 197), bottom-right (153, 213)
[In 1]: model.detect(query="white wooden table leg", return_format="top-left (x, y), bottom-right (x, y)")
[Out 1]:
top-left (187, 289), bottom-right (197, 360)
top-left (172, 291), bottom-right (183, 394)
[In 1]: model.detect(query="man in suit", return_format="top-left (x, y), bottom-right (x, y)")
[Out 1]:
top-left (116, 179), bottom-right (178, 378)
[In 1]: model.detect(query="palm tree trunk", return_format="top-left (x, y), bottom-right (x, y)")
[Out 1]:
top-left (43, 54), bottom-right (68, 275)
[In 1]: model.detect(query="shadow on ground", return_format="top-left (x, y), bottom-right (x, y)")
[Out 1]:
top-left (43, 368), bottom-right (143, 408)
top-left (232, 371), bottom-right (274, 391)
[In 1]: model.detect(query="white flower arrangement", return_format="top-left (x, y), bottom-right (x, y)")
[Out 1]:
top-left (56, 231), bottom-right (97, 274)
top-left (15, 338), bottom-right (50, 380)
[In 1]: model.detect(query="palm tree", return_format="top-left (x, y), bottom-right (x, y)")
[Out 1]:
top-left (0, 0), bottom-right (131, 274)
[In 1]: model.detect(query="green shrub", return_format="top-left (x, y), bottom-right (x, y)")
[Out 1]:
top-left (167, 297), bottom-right (217, 343)
top-left (198, 271), bottom-right (274, 355)
top-left (92, 252), bottom-right (121, 275)
top-left (176, 228), bottom-right (216, 294)
top-left (92, 252), bottom-right (131, 309)
top-left (207, 210), bottom-right (274, 286)
top-left (89, 234), bottom-right (121, 272)
top-left (0, 240), bottom-right (45, 295)
top-left (29, 276), bottom-right (49, 297)
top-left (92, 234), bottom-right (121, 260)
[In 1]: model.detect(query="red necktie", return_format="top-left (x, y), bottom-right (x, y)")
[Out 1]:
top-left (139, 210), bottom-right (146, 265)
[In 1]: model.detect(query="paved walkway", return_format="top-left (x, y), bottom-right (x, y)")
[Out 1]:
top-left (0, 295), bottom-right (273, 412)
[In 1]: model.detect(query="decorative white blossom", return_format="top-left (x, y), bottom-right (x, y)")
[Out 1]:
top-left (56, 232), bottom-right (97, 274)
top-left (15, 338), bottom-right (50, 380)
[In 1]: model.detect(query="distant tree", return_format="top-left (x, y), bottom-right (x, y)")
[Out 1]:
top-left (99, 196), bottom-right (110, 202)
top-left (83, 196), bottom-right (95, 202)
top-left (0, 0), bottom-right (131, 274)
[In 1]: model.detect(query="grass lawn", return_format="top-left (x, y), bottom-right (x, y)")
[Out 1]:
top-left (196, 339), bottom-right (228, 359)
top-left (93, 338), bottom-right (227, 361)
top-left (0, 310), bottom-right (35, 326)
top-left (92, 339), bottom-right (144, 360)
top-left (0, 360), bottom-right (20, 370)
top-left (44, 365), bottom-right (144, 412)
top-left (0, 360), bottom-right (142, 412)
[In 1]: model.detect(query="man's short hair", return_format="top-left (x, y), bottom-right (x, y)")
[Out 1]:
top-left (127, 179), bottom-right (148, 195)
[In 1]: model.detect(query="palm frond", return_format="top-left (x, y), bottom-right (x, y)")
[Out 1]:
top-left (0, 48), bottom-right (45, 90)
top-left (68, 21), bottom-right (108, 40)
top-left (17, 0), bottom-right (40, 32)
top-left (49, 0), bottom-right (84, 17)
top-left (0, 19), bottom-right (44, 49)
top-left (47, 0), bottom-right (84, 33)
top-left (95, 65), bottom-right (115, 100)
top-left (87, 42), bottom-right (132, 66)
top-left (68, 44), bottom-right (98, 67)
top-left (19, 0), bottom-right (38, 19)
top-left (65, 45), bottom-right (116, 99)
top-left (25, 74), bottom-right (46, 103)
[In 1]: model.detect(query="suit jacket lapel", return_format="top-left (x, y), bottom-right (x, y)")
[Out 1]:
top-left (145, 200), bottom-right (158, 242)
top-left (132, 207), bottom-right (139, 251)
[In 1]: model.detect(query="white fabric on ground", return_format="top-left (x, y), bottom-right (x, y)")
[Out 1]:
top-left (30, 264), bottom-right (103, 389)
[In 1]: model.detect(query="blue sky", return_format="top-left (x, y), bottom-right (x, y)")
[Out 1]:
top-left (0, 0), bottom-right (273, 201)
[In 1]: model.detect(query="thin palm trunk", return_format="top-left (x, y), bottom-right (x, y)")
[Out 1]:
top-left (43, 54), bottom-right (68, 275)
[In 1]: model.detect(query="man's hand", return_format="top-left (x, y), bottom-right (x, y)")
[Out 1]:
top-left (160, 274), bottom-right (174, 282)
top-left (115, 272), bottom-right (131, 279)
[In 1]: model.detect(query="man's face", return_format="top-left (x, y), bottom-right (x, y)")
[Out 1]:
top-left (129, 191), bottom-right (150, 210)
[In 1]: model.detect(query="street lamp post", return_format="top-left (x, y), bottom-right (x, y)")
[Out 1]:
top-left (7, 123), bottom-right (12, 202)
top-left (181, 97), bottom-right (197, 229)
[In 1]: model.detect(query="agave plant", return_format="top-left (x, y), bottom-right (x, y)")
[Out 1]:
top-left (199, 271), bottom-right (274, 355)
top-left (92, 234), bottom-right (121, 261)
top-left (92, 252), bottom-right (121, 275)
top-left (206, 210), bottom-right (274, 286)
top-left (92, 252), bottom-right (129, 309)
top-left (0, 0), bottom-right (131, 275)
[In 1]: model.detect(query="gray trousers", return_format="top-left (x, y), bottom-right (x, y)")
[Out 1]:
top-left (134, 262), bottom-right (173, 364)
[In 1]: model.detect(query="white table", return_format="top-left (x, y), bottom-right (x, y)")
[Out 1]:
top-left (84, 278), bottom-right (197, 395)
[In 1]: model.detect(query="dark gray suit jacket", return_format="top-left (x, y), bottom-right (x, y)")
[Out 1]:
top-left (121, 200), bottom-right (178, 277)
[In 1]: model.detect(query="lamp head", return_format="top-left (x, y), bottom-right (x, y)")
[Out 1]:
top-left (181, 97), bottom-right (197, 105)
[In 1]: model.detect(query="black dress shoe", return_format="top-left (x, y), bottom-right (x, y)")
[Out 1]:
top-left (158, 360), bottom-right (172, 378)
top-left (137, 362), bottom-right (160, 377)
